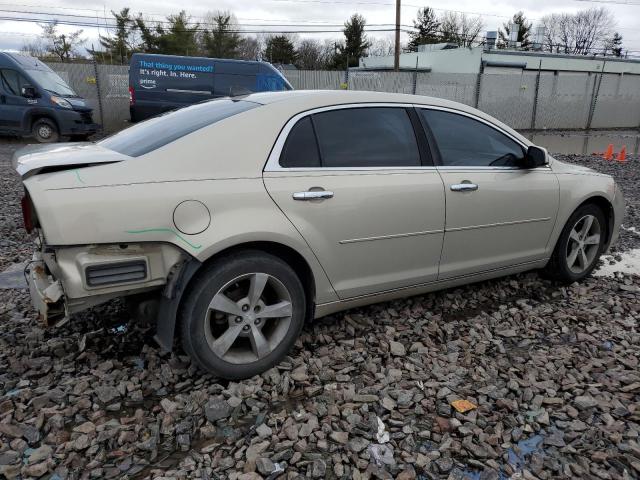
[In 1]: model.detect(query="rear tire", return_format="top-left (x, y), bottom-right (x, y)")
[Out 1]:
top-left (32, 118), bottom-right (59, 143)
top-left (543, 204), bottom-right (607, 283)
top-left (180, 251), bottom-right (306, 380)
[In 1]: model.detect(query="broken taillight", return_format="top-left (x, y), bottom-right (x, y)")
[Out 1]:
top-left (21, 194), bottom-right (34, 233)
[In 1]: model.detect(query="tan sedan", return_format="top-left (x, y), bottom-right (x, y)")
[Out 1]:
top-left (14, 90), bottom-right (624, 379)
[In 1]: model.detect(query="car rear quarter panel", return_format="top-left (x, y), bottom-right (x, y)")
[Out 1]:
top-left (23, 104), bottom-right (338, 304)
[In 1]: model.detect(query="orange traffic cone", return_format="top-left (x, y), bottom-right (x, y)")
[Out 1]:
top-left (603, 144), bottom-right (614, 161)
top-left (616, 145), bottom-right (627, 162)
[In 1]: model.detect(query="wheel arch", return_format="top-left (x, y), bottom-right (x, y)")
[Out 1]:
top-left (155, 240), bottom-right (317, 352)
top-left (26, 110), bottom-right (59, 130)
top-left (576, 195), bottom-right (615, 247)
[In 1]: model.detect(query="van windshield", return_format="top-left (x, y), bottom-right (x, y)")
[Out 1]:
top-left (26, 69), bottom-right (77, 96)
top-left (99, 98), bottom-right (259, 157)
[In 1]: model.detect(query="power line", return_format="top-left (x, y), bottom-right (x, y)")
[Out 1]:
top-left (0, 8), bottom-right (416, 30)
top-left (573, 0), bottom-right (640, 5)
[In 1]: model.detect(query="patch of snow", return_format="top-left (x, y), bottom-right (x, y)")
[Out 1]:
top-left (594, 249), bottom-right (640, 277)
top-left (621, 225), bottom-right (640, 237)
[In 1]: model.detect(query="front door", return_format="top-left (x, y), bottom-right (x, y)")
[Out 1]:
top-left (418, 108), bottom-right (560, 279)
top-left (0, 69), bottom-right (31, 133)
top-left (264, 106), bottom-right (446, 299)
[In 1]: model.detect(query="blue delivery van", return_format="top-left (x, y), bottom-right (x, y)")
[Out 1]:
top-left (0, 52), bottom-right (99, 142)
top-left (128, 53), bottom-right (293, 122)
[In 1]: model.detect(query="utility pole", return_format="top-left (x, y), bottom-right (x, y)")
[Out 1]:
top-left (394, 0), bottom-right (401, 71)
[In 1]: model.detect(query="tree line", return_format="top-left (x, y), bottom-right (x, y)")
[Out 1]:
top-left (22, 9), bottom-right (372, 69)
top-left (22, 5), bottom-right (626, 67)
top-left (409, 6), bottom-right (624, 56)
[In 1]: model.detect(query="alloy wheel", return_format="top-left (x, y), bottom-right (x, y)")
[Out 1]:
top-left (203, 272), bottom-right (293, 364)
top-left (565, 214), bottom-right (601, 274)
top-left (38, 125), bottom-right (52, 139)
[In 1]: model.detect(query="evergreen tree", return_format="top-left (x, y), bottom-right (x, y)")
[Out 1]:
top-left (334, 14), bottom-right (371, 68)
top-left (498, 11), bottom-right (532, 49)
top-left (610, 32), bottom-right (623, 57)
top-left (408, 7), bottom-right (441, 51)
top-left (203, 12), bottom-right (242, 58)
top-left (265, 35), bottom-right (296, 64)
top-left (96, 8), bottom-right (136, 63)
top-left (153, 11), bottom-right (199, 56)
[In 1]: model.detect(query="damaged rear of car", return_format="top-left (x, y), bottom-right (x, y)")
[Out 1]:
top-left (13, 97), bottom-right (267, 328)
top-left (15, 142), bottom-right (189, 327)
top-left (13, 93), bottom-right (334, 381)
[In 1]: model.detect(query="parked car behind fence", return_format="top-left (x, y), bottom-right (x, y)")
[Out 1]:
top-left (129, 53), bottom-right (292, 122)
top-left (0, 52), bottom-right (99, 142)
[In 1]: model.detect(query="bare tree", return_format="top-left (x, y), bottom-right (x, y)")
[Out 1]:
top-left (368, 37), bottom-right (395, 57)
top-left (40, 22), bottom-right (86, 61)
top-left (541, 7), bottom-right (615, 54)
top-left (295, 39), bottom-right (325, 69)
top-left (20, 39), bottom-right (47, 58)
top-left (237, 36), bottom-right (262, 60)
top-left (439, 12), bottom-right (484, 47)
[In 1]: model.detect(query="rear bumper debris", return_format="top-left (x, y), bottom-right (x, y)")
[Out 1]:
top-left (27, 252), bottom-right (68, 327)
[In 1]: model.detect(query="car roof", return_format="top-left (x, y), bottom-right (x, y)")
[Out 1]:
top-left (244, 89), bottom-right (459, 107)
top-left (0, 52), bottom-right (51, 70)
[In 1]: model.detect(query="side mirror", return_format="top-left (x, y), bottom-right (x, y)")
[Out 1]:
top-left (21, 85), bottom-right (37, 99)
top-left (522, 145), bottom-right (548, 169)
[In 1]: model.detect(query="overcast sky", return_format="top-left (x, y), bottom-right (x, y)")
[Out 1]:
top-left (0, 0), bottom-right (638, 56)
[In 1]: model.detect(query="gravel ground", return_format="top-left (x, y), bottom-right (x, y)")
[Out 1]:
top-left (0, 141), bottom-right (639, 480)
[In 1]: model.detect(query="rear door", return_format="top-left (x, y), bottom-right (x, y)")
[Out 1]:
top-left (264, 105), bottom-right (446, 299)
top-left (0, 68), bottom-right (30, 133)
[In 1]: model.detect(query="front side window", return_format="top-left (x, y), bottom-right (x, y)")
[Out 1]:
top-left (313, 107), bottom-right (421, 168)
top-left (0, 69), bottom-right (26, 96)
top-left (420, 109), bottom-right (525, 167)
top-left (99, 98), bottom-right (259, 157)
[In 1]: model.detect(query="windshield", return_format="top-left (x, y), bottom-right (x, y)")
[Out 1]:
top-left (99, 98), bottom-right (259, 157)
top-left (26, 69), bottom-right (77, 96)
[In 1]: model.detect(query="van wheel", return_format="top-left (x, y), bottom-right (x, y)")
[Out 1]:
top-left (32, 118), bottom-right (59, 143)
top-left (180, 251), bottom-right (306, 380)
top-left (543, 204), bottom-right (606, 283)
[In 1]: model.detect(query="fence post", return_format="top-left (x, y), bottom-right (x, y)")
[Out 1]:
top-left (530, 60), bottom-right (541, 130)
top-left (586, 60), bottom-right (605, 130)
top-left (412, 57), bottom-right (418, 95)
top-left (92, 60), bottom-right (105, 131)
top-left (474, 62), bottom-right (484, 109)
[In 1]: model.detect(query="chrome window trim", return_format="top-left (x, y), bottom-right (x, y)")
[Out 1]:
top-left (264, 102), bottom-right (550, 173)
top-left (265, 102), bottom-right (424, 173)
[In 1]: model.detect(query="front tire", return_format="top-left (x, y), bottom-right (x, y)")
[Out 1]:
top-left (32, 118), bottom-right (59, 143)
top-left (544, 204), bottom-right (607, 283)
top-left (180, 251), bottom-right (306, 380)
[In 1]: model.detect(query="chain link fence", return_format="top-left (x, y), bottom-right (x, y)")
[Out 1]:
top-left (46, 61), bottom-right (640, 134)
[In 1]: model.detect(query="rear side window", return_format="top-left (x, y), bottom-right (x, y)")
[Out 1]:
top-left (280, 117), bottom-right (321, 168)
top-left (420, 109), bottom-right (525, 167)
top-left (99, 99), bottom-right (259, 157)
top-left (0, 69), bottom-right (28, 95)
top-left (312, 108), bottom-right (420, 168)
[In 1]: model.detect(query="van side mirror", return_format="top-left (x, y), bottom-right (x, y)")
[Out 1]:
top-left (522, 145), bottom-right (548, 169)
top-left (21, 85), bottom-right (37, 99)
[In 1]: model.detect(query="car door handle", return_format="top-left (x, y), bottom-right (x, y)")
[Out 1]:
top-left (292, 190), bottom-right (334, 201)
top-left (450, 183), bottom-right (479, 192)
